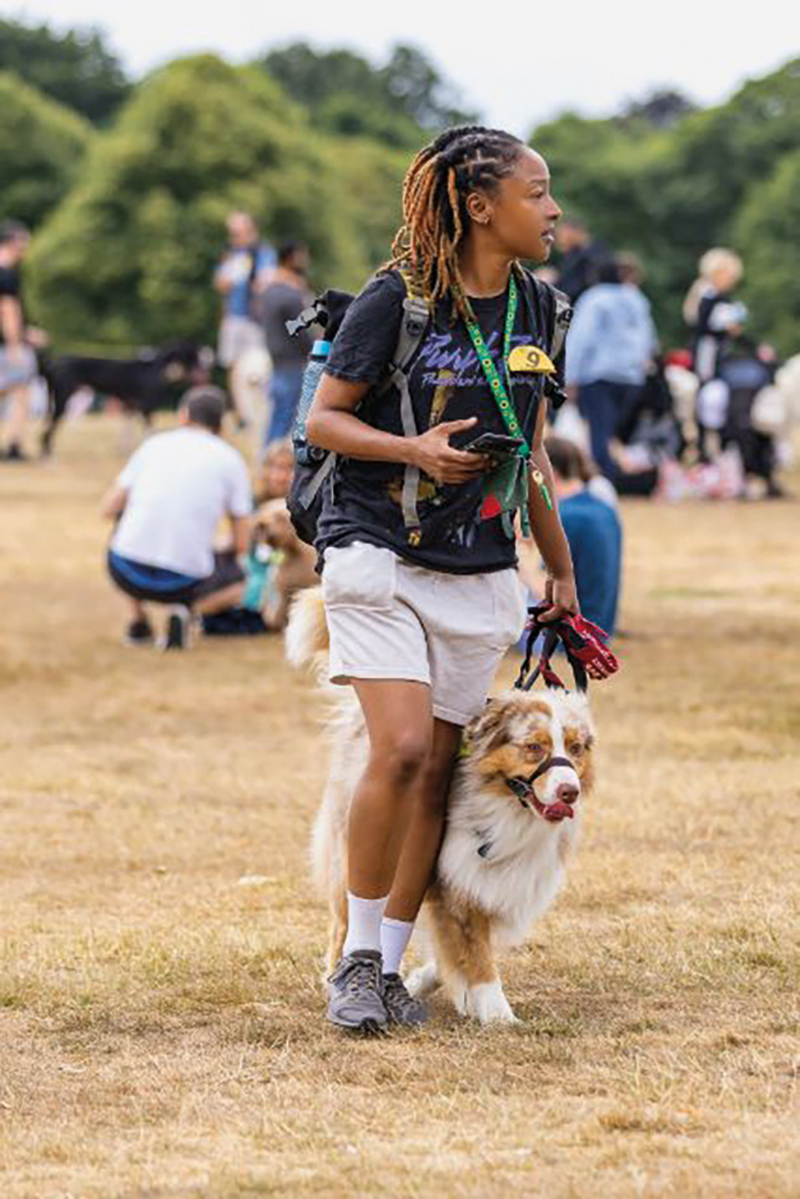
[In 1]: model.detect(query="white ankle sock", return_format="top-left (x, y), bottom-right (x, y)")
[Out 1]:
top-left (380, 917), bottom-right (415, 975)
top-left (342, 893), bottom-right (389, 957)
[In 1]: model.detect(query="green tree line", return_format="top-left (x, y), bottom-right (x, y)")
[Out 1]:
top-left (1, 17), bottom-right (798, 356)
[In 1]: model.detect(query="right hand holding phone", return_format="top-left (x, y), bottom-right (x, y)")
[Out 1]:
top-left (409, 418), bottom-right (491, 485)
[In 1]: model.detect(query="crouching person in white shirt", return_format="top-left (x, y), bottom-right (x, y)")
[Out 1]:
top-left (101, 386), bottom-right (253, 649)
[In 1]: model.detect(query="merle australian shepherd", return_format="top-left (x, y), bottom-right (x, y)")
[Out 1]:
top-left (287, 588), bottom-right (597, 1025)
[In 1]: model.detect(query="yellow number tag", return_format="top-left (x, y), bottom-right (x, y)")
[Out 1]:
top-left (507, 345), bottom-right (556, 374)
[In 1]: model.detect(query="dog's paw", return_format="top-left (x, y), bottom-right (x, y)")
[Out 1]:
top-left (469, 981), bottom-right (520, 1025)
top-left (405, 962), bottom-right (440, 999)
top-left (448, 976), bottom-right (472, 1017)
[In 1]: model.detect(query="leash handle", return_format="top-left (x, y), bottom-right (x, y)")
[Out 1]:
top-left (514, 605), bottom-right (591, 693)
top-left (515, 620), bottom-right (563, 692)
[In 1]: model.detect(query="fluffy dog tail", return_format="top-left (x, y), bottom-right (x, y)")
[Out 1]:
top-left (285, 585), bottom-right (329, 675)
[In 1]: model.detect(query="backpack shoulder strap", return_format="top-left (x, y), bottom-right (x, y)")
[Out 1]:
top-left (517, 268), bottom-right (572, 408)
top-left (381, 269), bottom-right (433, 540)
top-left (290, 273), bottom-right (432, 542)
top-left (393, 268), bottom-right (432, 370)
top-left (516, 267), bottom-right (572, 359)
top-left (548, 285), bottom-right (573, 365)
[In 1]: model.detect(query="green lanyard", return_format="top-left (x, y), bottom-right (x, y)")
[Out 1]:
top-left (463, 277), bottom-right (553, 524)
top-left (463, 275), bottom-right (528, 453)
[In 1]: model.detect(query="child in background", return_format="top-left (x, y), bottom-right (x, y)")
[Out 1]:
top-left (254, 437), bottom-right (294, 505)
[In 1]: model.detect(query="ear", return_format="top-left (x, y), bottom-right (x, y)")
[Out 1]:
top-left (465, 190), bottom-right (493, 227)
top-left (469, 698), bottom-right (509, 751)
top-left (563, 689), bottom-right (595, 732)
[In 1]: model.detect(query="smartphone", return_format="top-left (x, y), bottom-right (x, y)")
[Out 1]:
top-left (463, 432), bottom-right (524, 458)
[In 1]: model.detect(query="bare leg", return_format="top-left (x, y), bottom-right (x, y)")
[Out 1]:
top-left (227, 363), bottom-right (250, 427)
top-left (4, 384), bottom-right (31, 452)
top-left (193, 582), bottom-right (244, 617)
top-left (384, 718), bottom-right (461, 921)
top-left (348, 679), bottom-right (434, 898)
top-left (126, 597), bottom-right (148, 624)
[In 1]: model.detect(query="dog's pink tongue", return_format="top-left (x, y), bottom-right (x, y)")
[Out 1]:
top-left (544, 801), bottom-right (575, 822)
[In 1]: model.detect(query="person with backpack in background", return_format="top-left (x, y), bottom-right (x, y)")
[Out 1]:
top-left (260, 242), bottom-right (314, 448)
top-left (214, 211), bottom-right (275, 426)
top-left (718, 334), bottom-right (783, 498)
top-left (304, 125), bottom-right (579, 1033)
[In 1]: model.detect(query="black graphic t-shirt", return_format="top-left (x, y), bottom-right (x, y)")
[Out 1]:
top-left (317, 269), bottom-right (550, 574)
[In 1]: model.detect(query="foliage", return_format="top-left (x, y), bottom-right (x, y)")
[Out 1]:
top-left (0, 18), bottom-right (129, 124)
top-left (5, 28), bottom-right (797, 358)
top-left (532, 58), bottom-right (800, 354)
top-left (734, 149), bottom-right (800, 354)
top-left (380, 44), bottom-right (478, 130)
top-left (259, 41), bottom-right (475, 146)
top-left (0, 72), bottom-right (92, 229)
top-left (615, 88), bottom-right (697, 131)
top-left (24, 56), bottom-right (414, 351)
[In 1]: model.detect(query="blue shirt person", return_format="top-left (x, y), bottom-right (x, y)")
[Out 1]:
top-left (545, 436), bottom-right (622, 636)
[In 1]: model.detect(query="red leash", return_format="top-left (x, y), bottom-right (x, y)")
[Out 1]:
top-left (514, 602), bottom-right (620, 693)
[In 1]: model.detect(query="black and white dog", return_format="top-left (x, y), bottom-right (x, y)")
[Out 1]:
top-left (39, 340), bottom-right (211, 454)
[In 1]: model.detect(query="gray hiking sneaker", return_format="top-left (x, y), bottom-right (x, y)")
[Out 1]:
top-left (327, 950), bottom-right (388, 1033)
top-left (382, 972), bottom-right (429, 1027)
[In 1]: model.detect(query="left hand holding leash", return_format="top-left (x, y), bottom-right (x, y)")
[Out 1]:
top-left (517, 600), bottom-right (620, 692)
top-left (536, 573), bottom-right (579, 623)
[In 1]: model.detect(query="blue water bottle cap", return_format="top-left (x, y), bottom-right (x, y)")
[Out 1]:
top-left (312, 339), bottom-right (331, 356)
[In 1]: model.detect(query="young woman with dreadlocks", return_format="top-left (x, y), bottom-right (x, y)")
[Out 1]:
top-left (306, 125), bottom-right (578, 1032)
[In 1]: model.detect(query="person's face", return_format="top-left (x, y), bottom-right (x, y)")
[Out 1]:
top-left (467, 148), bottom-right (562, 264)
top-left (227, 214), bottom-right (256, 248)
top-left (4, 233), bottom-right (30, 264)
top-left (264, 454), bottom-right (293, 499)
top-left (289, 246), bottom-right (310, 276)
top-left (711, 264), bottom-right (741, 293)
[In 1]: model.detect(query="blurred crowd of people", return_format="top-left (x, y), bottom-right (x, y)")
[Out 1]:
top-left (543, 223), bottom-right (800, 504)
top-left (2, 204), bottom-right (798, 649)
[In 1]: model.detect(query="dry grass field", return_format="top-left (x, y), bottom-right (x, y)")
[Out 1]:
top-left (1, 416), bottom-right (798, 1199)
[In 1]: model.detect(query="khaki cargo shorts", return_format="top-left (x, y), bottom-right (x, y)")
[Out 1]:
top-left (322, 541), bottom-right (526, 727)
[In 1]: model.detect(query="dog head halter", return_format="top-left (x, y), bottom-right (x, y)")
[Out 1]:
top-left (505, 752), bottom-right (577, 818)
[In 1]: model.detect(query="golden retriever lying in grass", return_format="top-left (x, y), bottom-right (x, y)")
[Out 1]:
top-left (287, 588), bottom-right (595, 1024)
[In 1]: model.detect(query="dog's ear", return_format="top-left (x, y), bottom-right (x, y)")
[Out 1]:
top-left (469, 698), bottom-right (509, 752)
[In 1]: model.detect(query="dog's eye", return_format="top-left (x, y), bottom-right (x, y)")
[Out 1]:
top-left (568, 742), bottom-right (584, 757)
top-left (528, 743), bottom-right (546, 757)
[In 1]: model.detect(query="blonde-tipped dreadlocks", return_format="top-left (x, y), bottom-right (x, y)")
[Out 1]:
top-left (389, 126), bottom-right (525, 322)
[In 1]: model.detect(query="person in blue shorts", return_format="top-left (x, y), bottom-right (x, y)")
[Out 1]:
top-left (102, 387), bottom-right (252, 649)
